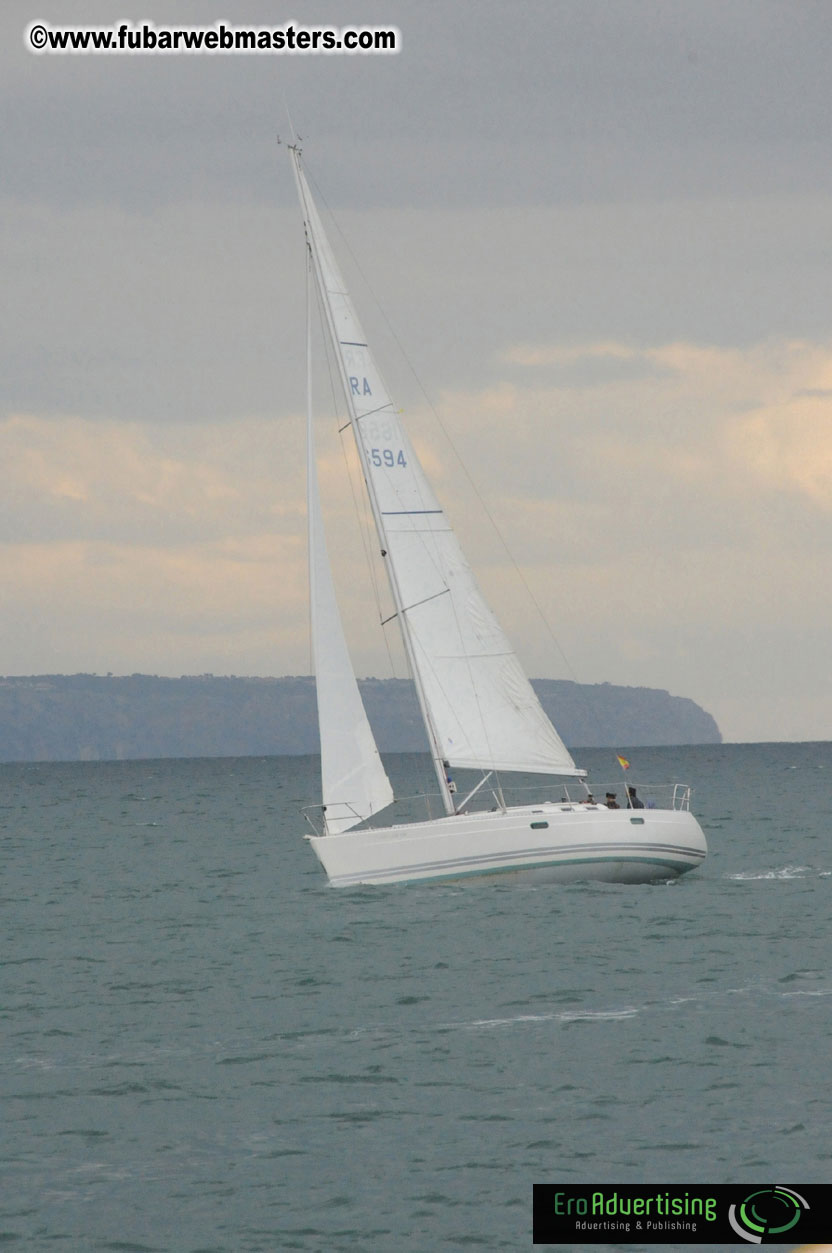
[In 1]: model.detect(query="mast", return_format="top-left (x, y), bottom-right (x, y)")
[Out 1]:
top-left (290, 145), bottom-right (456, 816)
top-left (302, 202), bottom-right (394, 834)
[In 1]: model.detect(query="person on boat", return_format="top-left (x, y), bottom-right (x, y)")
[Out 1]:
top-left (605, 792), bottom-right (619, 809)
top-left (582, 793), bottom-right (596, 804)
top-left (627, 786), bottom-right (644, 809)
top-left (442, 760), bottom-right (457, 794)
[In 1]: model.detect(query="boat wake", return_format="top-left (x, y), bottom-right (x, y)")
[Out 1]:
top-left (725, 864), bottom-right (825, 880)
top-left (446, 1007), bottom-right (640, 1031)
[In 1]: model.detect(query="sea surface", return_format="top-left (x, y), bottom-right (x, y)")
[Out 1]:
top-left (2, 742), bottom-right (830, 1252)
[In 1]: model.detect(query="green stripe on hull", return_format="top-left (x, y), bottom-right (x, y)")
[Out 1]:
top-left (332, 853), bottom-right (703, 888)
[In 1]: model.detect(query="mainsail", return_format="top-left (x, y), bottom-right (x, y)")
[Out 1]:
top-left (292, 147), bottom-right (577, 784)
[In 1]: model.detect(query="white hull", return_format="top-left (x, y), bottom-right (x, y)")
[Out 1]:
top-left (306, 802), bottom-right (708, 887)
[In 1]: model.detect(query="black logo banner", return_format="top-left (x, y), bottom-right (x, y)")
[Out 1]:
top-left (533, 1184), bottom-right (828, 1244)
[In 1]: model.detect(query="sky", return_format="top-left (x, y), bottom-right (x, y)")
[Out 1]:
top-left (3, 0), bottom-right (832, 743)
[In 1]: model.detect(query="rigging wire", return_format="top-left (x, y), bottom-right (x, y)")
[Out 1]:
top-left (303, 249), bottom-right (313, 679)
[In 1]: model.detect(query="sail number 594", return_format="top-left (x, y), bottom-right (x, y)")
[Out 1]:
top-left (370, 447), bottom-right (407, 468)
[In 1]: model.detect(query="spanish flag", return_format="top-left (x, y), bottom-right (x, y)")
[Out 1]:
top-left (616, 755), bottom-right (630, 770)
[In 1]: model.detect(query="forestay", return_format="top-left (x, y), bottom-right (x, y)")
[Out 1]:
top-left (293, 150), bottom-right (578, 779)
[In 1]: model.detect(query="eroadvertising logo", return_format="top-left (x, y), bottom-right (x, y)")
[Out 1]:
top-left (727, 1187), bottom-right (809, 1243)
top-left (532, 1184), bottom-right (826, 1244)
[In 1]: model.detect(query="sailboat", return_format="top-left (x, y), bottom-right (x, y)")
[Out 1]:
top-left (289, 145), bottom-right (708, 887)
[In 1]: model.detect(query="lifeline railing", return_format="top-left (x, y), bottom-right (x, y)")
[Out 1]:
top-left (302, 781), bottom-right (692, 833)
top-left (552, 782), bottom-right (692, 812)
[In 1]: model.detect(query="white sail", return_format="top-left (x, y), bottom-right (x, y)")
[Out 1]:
top-left (293, 149), bottom-right (577, 780)
top-left (305, 259), bottom-right (393, 835)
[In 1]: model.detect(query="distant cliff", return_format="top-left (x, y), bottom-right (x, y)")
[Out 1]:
top-left (0, 675), bottom-right (721, 763)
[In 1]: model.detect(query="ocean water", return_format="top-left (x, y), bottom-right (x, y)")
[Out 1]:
top-left (2, 742), bottom-right (830, 1252)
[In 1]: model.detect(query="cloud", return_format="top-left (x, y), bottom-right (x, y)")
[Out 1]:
top-left (504, 342), bottom-right (640, 368)
top-left (4, 335), bottom-right (832, 737)
top-left (729, 390), bottom-right (832, 513)
top-left (5, 0), bottom-right (832, 212)
top-left (496, 336), bottom-right (832, 502)
top-left (0, 412), bottom-right (309, 673)
top-left (0, 195), bottom-right (305, 421)
top-left (3, 0), bottom-right (832, 746)
top-left (1, 412), bottom-right (305, 539)
top-left (405, 336), bottom-right (832, 739)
